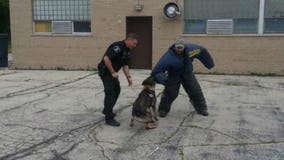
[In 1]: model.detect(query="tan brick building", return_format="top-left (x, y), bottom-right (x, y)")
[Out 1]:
top-left (9, 0), bottom-right (284, 75)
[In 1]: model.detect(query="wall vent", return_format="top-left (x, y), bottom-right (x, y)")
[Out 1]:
top-left (207, 19), bottom-right (233, 34)
top-left (52, 21), bottom-right (72, 34)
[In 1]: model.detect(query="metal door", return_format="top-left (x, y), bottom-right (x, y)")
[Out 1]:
top-left (126, 17), bottom-right (152, 69)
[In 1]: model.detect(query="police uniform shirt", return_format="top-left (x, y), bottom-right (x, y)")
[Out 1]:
top-left (98, 41), bottom-right (130, 72)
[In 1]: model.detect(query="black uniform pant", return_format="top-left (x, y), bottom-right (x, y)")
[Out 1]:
top-left (99, 73), bottom-right (121, 120)
top-left (158, 73), bottom-right (207, 113)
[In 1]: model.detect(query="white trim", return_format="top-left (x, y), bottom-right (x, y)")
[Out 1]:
top-left (32, 33), bottom-right (93, 37)
top-left (258, 0), bottom-right (265, 34)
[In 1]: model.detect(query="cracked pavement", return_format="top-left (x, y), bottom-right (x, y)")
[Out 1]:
top-left (0, 69), bottom-right (284, 160)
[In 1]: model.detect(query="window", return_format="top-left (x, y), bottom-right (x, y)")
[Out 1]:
top-left (184, 0), bottom-right (284, 34)
top-left (33, 0), bottom-right (91, 34)
top-left (34, 21), bottom-right (51, 32)
top-left (184, 20), bottom-right (206, 34)
top-left (264, 0), bottom-right (284, 33)
top-left (233, 19), bottom-right (258, 34)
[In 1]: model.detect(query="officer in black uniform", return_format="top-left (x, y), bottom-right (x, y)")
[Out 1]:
top-left (97, 33), bottom-right (138, 127)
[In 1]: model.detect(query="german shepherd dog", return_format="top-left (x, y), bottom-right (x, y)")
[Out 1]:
top-left (130, 76), bottom-right (158, 129)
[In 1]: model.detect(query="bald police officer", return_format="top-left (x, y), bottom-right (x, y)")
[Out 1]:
top-left (98, 33), bottom-right (138, 127)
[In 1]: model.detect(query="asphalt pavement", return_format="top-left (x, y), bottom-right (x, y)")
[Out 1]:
top-left (0, 69), bottom-right (284, 160)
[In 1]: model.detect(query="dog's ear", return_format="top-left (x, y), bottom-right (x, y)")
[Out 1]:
top-left (142, 76), bottom-right (155, 86)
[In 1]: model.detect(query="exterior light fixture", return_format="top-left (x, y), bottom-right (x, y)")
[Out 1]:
top-left (163, 2), bottom-right (181, 19)
top-left (134, 0), bottom-right (143, 11)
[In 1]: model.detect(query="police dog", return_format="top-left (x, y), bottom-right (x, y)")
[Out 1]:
top-left (130, 76), bottom-right (158, 129)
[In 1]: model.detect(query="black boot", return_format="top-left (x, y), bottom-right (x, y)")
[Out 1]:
top-left (158, 110), bottom-right (168, 118)
top-left (105, 116), bottom-right (120, 127)
top-left (196, 110), bottom-right (209, 116)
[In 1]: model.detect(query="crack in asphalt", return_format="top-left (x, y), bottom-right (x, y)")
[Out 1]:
top-left (51, 150), bottom-right (67, 160)
top-left (0, 73), bottom-right (162, 160)
top-left (202, 79), bottom-right (282, 91)
top-left (183, 124), bottom-right (240, 141)
top-left (182, 140), bottom-right (284, 147)
top-left (178, 147), bottom-right (185, 160)
top-left (0, 134), bottom-right (60, 160)
top-left (50, 141), bottom-right (82, 160)
top-left (0, 72), bottom-right (96, 100)
top-left (0, 73), bottom-right (100, 159)
top-left (0, 93), bottom-right (50, 116)
top-left (3, 73), bottom-right (281, 159)
top-left (3, 123), bottom-right (57, 133)
top-left (0, 120), bottom-right (103, 160)
top-left (160, 111), bottom-right (195, 145)
top-left (88, 125), bottom-right (111, 160)
top-left (0, 83), bottom-right (54, 100)
top-left (0, 71), bottom-right (18, 76)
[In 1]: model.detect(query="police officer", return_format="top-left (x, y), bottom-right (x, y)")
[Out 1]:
top-left (97, 33), bottom-right (138, 127)
top-left (151, 39), bottom-right (214, 117)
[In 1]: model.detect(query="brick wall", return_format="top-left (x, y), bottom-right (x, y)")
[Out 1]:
top-left (9, 0), bottom-right (284, 75)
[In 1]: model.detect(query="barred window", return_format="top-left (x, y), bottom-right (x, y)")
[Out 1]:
top-left (33, 0), bottom-right (91, 34)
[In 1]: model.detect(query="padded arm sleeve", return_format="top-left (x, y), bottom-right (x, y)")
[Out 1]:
top-left (197, 48), bottom-right (215, 69)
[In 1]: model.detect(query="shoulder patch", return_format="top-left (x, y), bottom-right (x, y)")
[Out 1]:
top-left (113, 46), bottom-right (121, 53)
top-left (149, 93), bottom-right (154, 98)
top-left (189, 49), bottom-right (201, 57)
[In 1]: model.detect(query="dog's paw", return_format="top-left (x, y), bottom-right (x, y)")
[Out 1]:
top-left (145, 123), bottom-right (157, 130)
